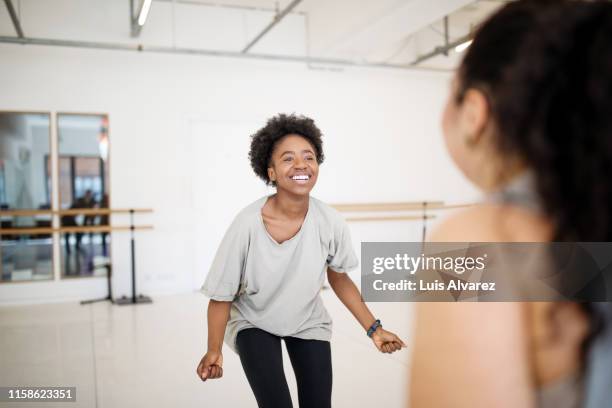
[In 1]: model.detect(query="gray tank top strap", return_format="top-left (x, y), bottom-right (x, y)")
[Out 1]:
top-left (584, 303), bottom-right (612, 408)
top-left (536, 372), bottom-right (583, 408)
top-left (486, 171), bottom-right (542, 214)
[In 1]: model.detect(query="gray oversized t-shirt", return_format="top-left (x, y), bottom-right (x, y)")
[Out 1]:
top-left (201, 195), bottom-right (359, 353)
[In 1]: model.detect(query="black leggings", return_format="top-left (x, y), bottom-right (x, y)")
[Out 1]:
top-left (236, 328), bottom-right (332, 408)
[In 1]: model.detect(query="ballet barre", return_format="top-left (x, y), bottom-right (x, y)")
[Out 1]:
top-left (0, 208), bottom-right (153, 216)
top-left (344, 215), bottom-right (436, 222)
top-left (332, 201), bottom-right (444, 212)
top-left (331, 201), bottom-right (473, 213)
top-left (0, 226), bottom-right (153, 234)
top-left (331, 201), bottom-right (475, 242)
top-left (0, 208), bottom-right (153, 306)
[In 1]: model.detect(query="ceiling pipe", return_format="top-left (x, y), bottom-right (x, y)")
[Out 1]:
top-left (410, 32), bottom-right (472, 66)
top-left (131, 0), bottom-right (152, 38)
top-left (0, 35), bottom-right (453, 73)
top-left (443, 16), bottom-right (449, 56)
top-left (241, 0), bottom-right (302, 54)
top-left (3, 0), bottom-right (24, 38)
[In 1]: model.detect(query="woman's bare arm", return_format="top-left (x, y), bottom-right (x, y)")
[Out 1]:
top-left (196, 299), bottom-right (232, 381)
top-left (327, 268), bottom-right (406, 353)
top-left (327, 268), bottom-right (376, 331)
top-left (207, 299), bottom-right (231, 352)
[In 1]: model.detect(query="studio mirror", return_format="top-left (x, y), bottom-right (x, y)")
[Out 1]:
top-left (58, 114), bottom-right (110, 278)
top-left (0, 112), bottom-right (53, 282)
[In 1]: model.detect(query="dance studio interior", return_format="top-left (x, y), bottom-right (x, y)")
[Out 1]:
top-left (4, 0), bottom-right (609, 407)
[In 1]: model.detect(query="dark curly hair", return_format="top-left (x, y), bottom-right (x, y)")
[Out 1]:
top-left (458, 0), bottom-right (612, 242)
top-left (458, 0), bottom-right (612, 363)
top-left (248, 114), bottom-right (325, 185)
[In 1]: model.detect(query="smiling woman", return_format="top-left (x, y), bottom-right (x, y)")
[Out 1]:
top-left (196, 113), bottom-right (406, 408)
top-left (247, 113), bottom-right (324, 188)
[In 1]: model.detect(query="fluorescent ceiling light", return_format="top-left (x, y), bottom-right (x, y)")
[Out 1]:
top-left (137, 0), bottom-right (152, 26)
top-left (455, 40), bottom-right (473, 53)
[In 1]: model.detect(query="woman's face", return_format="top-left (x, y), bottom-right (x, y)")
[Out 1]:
top-left (268, 134), bottom-right (319, 196)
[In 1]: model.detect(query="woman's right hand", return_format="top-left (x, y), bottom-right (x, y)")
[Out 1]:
top-left (196, 350), bottom-right (224, 381)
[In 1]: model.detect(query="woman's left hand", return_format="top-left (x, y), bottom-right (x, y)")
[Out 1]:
top-left (371, 327), bottom-right (406, 354)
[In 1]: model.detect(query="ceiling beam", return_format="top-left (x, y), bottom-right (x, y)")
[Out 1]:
top-left (0, 35), bottom-right (452, 73)
top-left (443, 16), bottom-right (449, 56)
top-left (131, 0), bottom-right (152, 38)
top-left (241, 0), bottom-right (302, 54)
top-left (3, 0), bottom-right (24, 38)
top-left (410, 32), bottom-right (472, 66)
top-left (152, 0), bottom-right (302, 14)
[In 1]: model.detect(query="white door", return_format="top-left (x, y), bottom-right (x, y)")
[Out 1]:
top-left (190, 120), bottom-right (270, 290)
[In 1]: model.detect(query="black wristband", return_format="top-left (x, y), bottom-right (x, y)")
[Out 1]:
top-left (367, 319), bottom-right (382, 338)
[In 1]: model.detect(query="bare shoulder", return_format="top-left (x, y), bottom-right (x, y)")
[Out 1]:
top-left (429, 203), bottom-right (553, 242)
top-left (410, 302), bottom-right (535, 408)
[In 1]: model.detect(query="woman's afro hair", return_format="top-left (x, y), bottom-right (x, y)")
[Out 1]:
top-left (248, 113), bottom-right (325, 185)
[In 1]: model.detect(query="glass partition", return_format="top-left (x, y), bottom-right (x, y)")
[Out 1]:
top-left (58, 114), bottom-right (110, 278)
top-left (0, 112), bottom-right (53, 282)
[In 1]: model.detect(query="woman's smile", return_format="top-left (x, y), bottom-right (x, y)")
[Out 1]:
top-left (290, 174), bottom-right (311, 184)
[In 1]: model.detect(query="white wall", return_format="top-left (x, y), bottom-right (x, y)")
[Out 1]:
top-left (0, 42), bottom-right (479, 305)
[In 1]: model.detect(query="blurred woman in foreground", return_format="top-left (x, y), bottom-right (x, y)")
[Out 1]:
top-left (410, 1), bottom-right (612, 407)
